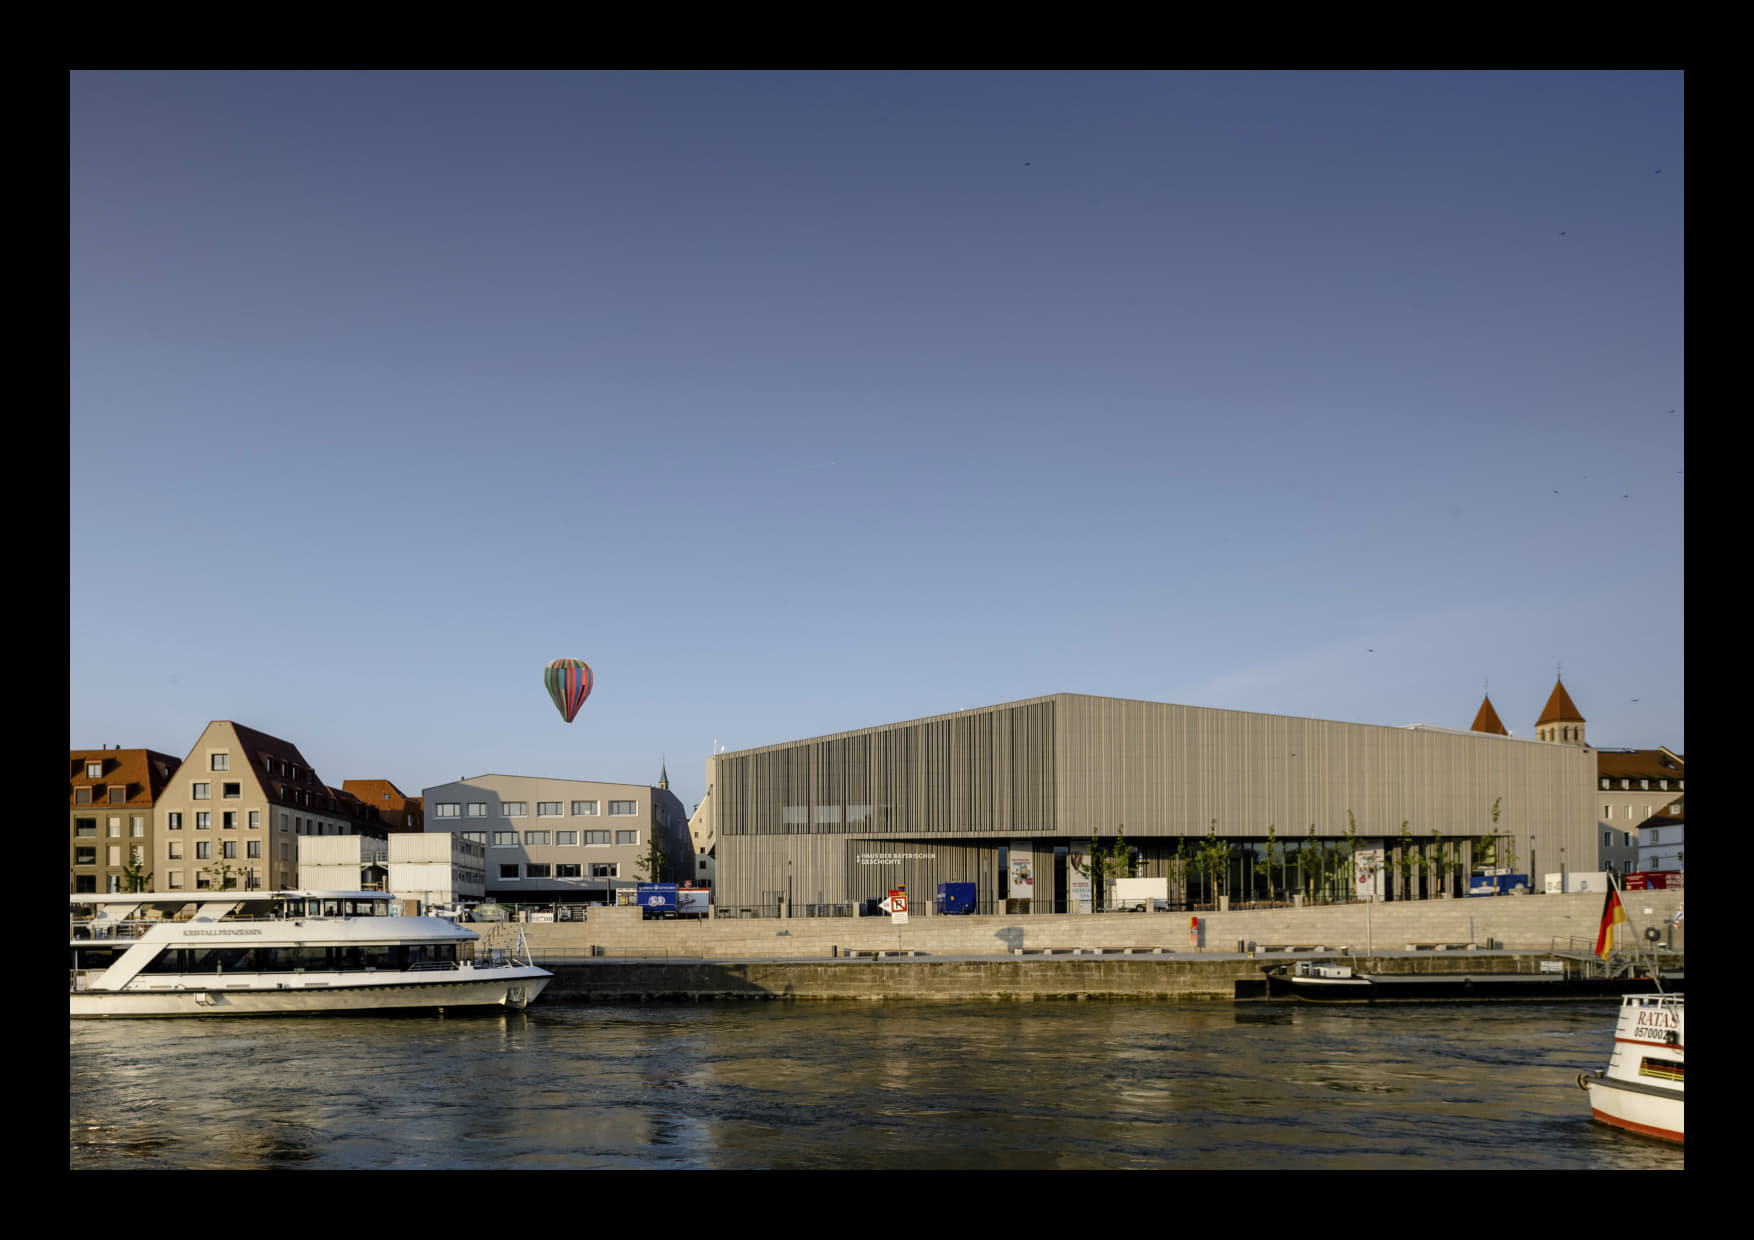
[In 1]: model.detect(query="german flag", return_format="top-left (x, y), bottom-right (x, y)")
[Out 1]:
top-left (1595, 884), bottom-right (1629, 959)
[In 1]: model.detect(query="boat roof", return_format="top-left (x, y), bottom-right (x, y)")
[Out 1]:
top-left (70, 890), bottom-right (393, 905)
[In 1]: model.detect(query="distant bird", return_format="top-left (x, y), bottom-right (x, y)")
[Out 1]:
top-left (1559, 230), bottom-right (1568, 236)
top-left (1024, 161), bottom-right (1032, 166)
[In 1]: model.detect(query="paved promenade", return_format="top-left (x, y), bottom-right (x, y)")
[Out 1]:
top-left (485, 889), bottom-right (1683, 1002)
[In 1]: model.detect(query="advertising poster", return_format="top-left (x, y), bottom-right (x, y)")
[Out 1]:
top-left (1067, 852), bottom-right (1093, 913)
top-left (1353, 846), bottom-right (1385, 899)
top-left (1008, 841), bottom-right (1035, 900)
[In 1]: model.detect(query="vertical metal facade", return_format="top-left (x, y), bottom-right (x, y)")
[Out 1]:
top-left (710, 694), bottom-right (1597, 911)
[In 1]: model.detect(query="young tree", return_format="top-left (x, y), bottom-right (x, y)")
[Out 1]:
top-left (634, 837), bottom-right (666, 883)
top-left (1196, 819), bottom-right (1228, 907)
top-left (1300, 824), bottom-right (1321, 903)
top-left (1076, 826), bottom-right (1139, 910)
top-left (1345, 811), bottom-right (1361, 902)
top-left (1396, 820), bottom-right (1415, 899)
top-left (1253, 825), bottom-right (1284, 902)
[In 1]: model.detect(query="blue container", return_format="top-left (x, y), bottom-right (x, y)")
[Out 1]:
top-left (1468, 874), bottom-right (1530, 896)
top-left (935, 882), bottom-right (977, 915)
top-left (638, 883), bottom-right (678, 917)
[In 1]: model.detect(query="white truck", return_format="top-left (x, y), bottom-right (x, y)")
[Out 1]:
top-left (1108, 877), bottom-right (1169, 911)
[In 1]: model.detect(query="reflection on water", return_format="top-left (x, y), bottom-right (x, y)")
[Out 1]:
top-left (70, 1001), bottom-right (1684, 1170)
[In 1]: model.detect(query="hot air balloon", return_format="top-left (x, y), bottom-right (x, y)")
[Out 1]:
top-left (544, 658), bottom-right (594, 723)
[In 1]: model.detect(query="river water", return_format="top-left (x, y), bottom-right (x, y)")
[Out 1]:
top-left (69, 999), bottom-right (1682, 1170)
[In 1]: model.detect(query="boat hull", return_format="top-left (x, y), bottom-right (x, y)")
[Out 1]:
top-left (69, 966), bottom-right (551, 1018)
top-left (1265, 970), bottom-right (1669, 1003)
top-left (1582, 1074), bottom-right (1684, 1143)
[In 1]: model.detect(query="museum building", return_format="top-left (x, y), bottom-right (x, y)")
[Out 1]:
top-left (703, 691), bottom-right (1598, 916)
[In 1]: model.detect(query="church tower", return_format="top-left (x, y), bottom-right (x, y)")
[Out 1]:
top-left (1470, 694), bottom-right (1510, 736)
top-left (658, 761), bottom-right (670, 791)
top-left (1535, 677), bottom-right (1586, 745)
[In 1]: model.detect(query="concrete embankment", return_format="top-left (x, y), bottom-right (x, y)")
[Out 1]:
top-left (493, 890), bottom-right (1683, 1003)
top-left (536, 951), bottom-right (1689, 1003)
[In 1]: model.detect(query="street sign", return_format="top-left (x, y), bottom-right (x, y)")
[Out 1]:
top-left (887, 888), bottom-right (908, 923)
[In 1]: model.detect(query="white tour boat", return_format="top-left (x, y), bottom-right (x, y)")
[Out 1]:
top-left (1577, 992), bottom-right (1684, 1143)
top-left (69, 891), bottom-right (552, 1018)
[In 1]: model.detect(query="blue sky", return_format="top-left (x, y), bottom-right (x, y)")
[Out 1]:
top-left (70, 71), bottom-right (1684, 812)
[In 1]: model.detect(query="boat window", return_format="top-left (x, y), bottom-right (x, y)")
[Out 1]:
top-left (321, 900), bottom-right (343, 917)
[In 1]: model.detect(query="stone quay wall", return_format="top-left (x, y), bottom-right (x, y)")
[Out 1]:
top-left (497, 889), bottom-right (1684, 963)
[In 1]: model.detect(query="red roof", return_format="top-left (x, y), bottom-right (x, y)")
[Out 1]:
top-left (1598, 749), bottom-right (1685, 780)
top-left (1536, 678), bottom-right (1585, 726)
top-left (69, 748), bottom-right (182, 808)
top-left (1469, 695), bottom-right (1509, 735)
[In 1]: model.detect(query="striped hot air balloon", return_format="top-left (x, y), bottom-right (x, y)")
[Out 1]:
top-left (544, 659), bottom-right (594, 723)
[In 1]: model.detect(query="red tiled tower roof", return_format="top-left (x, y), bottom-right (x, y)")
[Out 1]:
top-left (1536, 678), bottom-right (1584, 727)
top-left (1470, 695), bottom-right (1509, 735)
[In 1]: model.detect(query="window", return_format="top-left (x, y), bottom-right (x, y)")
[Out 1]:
top-left (493, 831), bottom-right (517, 846)
top-left (503, 802), bottom-right (527, 817)
top-left (109, 786), bottom-right (126, 804)
top-left (166, 813), bottom-right (182, 831)
top-left (499, 864), bottom-right (520, 880)
top-left (526, 863), bottom-right (551, 879)
top-left (524, 831), bottom-right (550, 846)
top-left (223, 782), bottom-right (240, 798)
top-left (222, 841), bottom-right (237, 860)
top-left (75, 787), bottom-right (92, 805)
top-left (1604, 805), bottom-right (1612, 820)
top-left (463, 831), bottom-right (486, 844)
top-left (573, 801), bottom-right (597, 816)
top-left (168, 841), bottom-right (184, 860)
top-left (557, 864), bottom-right (581, 879)
top-left (434, 803), bottom-right (460, 818)
top-left (86, 762), bottom-right (103, 778)
top-left (538, 802), bottom-right (562, 817)
top-left (609, 801), bottom-right (636, 816)
top-left (211, 753), bottom-right (229, 771)
top-left (223, 812), bottom-right (237, 829)
top-left (167, 871), bottom-right (183, 889)
top-left (1603, 832), bottom-right (1611, 846)
top-left (195, 812), bottom-right (211, 830)
top-left (249, 811), bottom-right (260, 829)
top-left (75, 819), bottom-right (97, 837)
top-left (591, 863), bottom-right (618, 878)
top-left (131, 816), bottom-right (145, 837)
top-left (108, 819), bottom-right (122, 837)
top-left (616, 830), bottom-right (638, 845)
top-left (585, 831), bottom-right (610, 845)
top-left (467, 802), bottom-right (487, 818)
top-left (192, 783), bottom-right (210, 800)
top-left (75, 847), bottom-right (96, 865)
top-left (557, 831), bottom-right (578, 846)
top-left (196, 841), bottom-right (211, 860)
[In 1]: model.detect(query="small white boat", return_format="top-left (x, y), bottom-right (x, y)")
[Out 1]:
top-left (1578, 992), bottom-right (1684, 1143)
top-left (70, 891), bottom-right (552, 1018)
